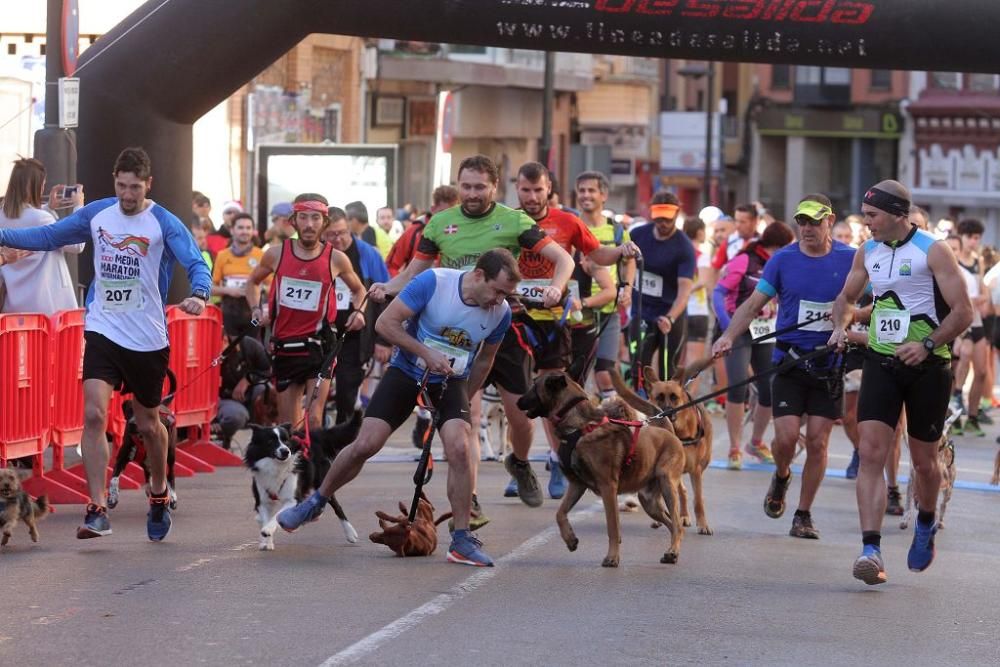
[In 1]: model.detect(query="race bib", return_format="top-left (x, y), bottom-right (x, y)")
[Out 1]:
top-left (416, 338), bottom-right (471, 375)
top-left (874, 309), bottom-right (910, 344)
top-left (639, 272), bottom-right (664, 298)
top-left (224, 276), bottom-right (247, 290)
top-left (515, 280), bottom-right (580, 305)
top-left (99, 279), bottom-right (142, 312)
top-left (798, 300), bottom-right (834, 332)
top-left (750, 317), bottom-right (776, 343)
top-left (334, 279), bottom-right (352, 311)
top-left (279, 277), bottom-right (322, 312)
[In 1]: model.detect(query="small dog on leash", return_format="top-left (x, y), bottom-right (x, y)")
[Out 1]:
top-left (900, 409), bottom-right (960, 530)
top-left (108, 369), bottom-right (179, 510)
top-left (0, 468), bottom-right (49, 549)
top-left (478, 385), bottom-right (509, 461)
top-left (244, 413), bottom-right (361, 551)
top-left (369, 494), bottom-right (452, 557)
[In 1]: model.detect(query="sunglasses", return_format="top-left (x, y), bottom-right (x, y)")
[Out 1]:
top-left (795, 215), bottom-right (824, 227)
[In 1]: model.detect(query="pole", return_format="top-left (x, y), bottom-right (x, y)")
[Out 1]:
top-left (703, 61), bottom-right (714, 208)
top-left (540, 51), bottom-right (555, 167)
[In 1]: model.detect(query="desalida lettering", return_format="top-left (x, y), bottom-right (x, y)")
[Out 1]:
top-left (594, 0), bottom-right (875, 25)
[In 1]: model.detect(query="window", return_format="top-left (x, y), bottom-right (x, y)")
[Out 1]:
top-left (870, 69), bottom-right (892, 91)
top-left (930, 72), bottom-right (961, 90)
top-left (968, 73), bottom-right (1000, 93)
top-left (823, 68), bottom-right (851, 85)
top-left (771, 65), bottom-right (791, 90)
top-left (795, 66), bottom-right (822, 85)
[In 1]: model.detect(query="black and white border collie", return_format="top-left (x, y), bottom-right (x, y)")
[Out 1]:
top-left (244, 413), bottom-right (362, 551)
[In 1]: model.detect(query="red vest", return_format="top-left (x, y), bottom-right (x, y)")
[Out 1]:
top-left (269, 240), bottom-right (336, 340)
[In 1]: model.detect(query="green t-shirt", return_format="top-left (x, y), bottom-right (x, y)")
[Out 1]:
top-left (588, 220), bottom-right (630, 314)
top-left (417, 203), bottom-right (547, 269)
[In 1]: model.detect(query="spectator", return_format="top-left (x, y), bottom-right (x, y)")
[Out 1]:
top-left (832, 220), bottom-right (856, 246)
top-left (206, 201), bottom-right (242, 257)
top-left (0, 157), bottom-right (85, 314)
top-left (386, 185), bottom-right (458, 277)
top-left (192, 191), bottom-right (211, 225)
top-left (212, 213), bottom-right (266, 337)
top-left (264, 201), bottom-right (296, 247)
top-left (190, 221), bottom-right (213, 269)
top-left (345, 200), bottom-right (380, 250)
top-left (375, 206), bottom-right (404, 245)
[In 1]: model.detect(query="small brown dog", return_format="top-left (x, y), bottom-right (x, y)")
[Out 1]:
top-left (900, 409), bottom-right (959, 530)
top-left (611, 361), bottom-right (715, 536)
top-left (518, 372), bottom-right (687, 568)
top-left (0, 468), bottom-right (49, 549)
top-left (369, 495), bottom-right (452, 557)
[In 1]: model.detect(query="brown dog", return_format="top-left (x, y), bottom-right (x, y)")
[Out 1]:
top-left (900, 408), bottom-right (960, 530)
top-left (369, 495), bottom-right (452, 557)
top-left (518, 372), bottom-right (687, 567)
top-left (611, 361), bottom-right (714, 536)
top-left (0, 468), bottom-right (49, 549)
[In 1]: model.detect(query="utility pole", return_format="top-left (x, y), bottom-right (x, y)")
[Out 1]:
top-left (703, 61), bottom-right (715, 208)
top-left (539, 51), bottom-right (555, 168)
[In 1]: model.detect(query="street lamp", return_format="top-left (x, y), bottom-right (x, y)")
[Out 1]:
top-left (677, 62), bottom-right (715, 208)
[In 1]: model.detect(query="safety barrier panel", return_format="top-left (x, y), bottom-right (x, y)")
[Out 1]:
top-left (166, 305), bottom-right (241, 467)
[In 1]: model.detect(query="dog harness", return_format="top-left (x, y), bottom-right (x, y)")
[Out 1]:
top-left (671, 402), bottom-right (706, 448)
top-left (553, 395), bottom-right (643, 469)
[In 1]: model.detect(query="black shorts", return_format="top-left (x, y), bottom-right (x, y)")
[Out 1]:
top-left (271, 338), bottom-right (326, 392)
top-left (964, 326), bottom-right (986, 344)
top-left (82, 331), bottom-right (170, 409)
top-left (532, 319), bottom-right (572, 371)
top-left (364, 366), bottom-right (470, 430)
top-left (772, 366), bottom-right (843, 420)
top-left (483, 329), bottom-right (531, 395)
top-left (857, 354), bottom-right (952, 442)
top-left (686, 315), bottom-right (709, 343)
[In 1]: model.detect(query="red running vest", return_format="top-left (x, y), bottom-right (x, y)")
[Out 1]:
top-left (269, 240), bottom-right (336, 340)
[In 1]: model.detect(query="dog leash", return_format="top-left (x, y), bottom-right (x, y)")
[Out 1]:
top-left (647, 344), bottom-right (844, 422)
top-left (298, 294), bottom-right (370, 459)
top-left (162, 322), bottom-right (259, 404)
top-left (408, 368), bottom-right (450, 522)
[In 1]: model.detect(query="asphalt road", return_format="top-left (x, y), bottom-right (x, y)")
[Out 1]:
top-left (2, 412), bottom-right (999, 666)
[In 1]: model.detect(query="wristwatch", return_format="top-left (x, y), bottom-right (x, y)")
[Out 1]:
top-left (922, 336), bottom-right (936, 353)
top-left (191, 289), bottom-right (210, 302)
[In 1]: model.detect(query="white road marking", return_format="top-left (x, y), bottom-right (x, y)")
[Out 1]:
top-left (175, 542), bottom-right (256, 572)
top-left (318, 503), bottom-right (601, 667)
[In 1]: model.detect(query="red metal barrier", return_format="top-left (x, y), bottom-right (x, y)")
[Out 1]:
top-left (167, 305), bottom-right (241, 466)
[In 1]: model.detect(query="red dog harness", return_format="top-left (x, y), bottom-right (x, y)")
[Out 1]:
top-left (553, 396), bottom-right (643, 469)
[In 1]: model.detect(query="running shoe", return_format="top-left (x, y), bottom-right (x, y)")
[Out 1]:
top-left (277, 490), bottom-right (326, 532)
top-left (845, 449), bottom-right (860, 480)
top-left (764, 472), bottom-right (792, 519)
top-left (503, 477), bottom-right (519, 498)
top-left (727, 451), bottom-right (742, 471)
top-left (745, 439), bottom-right (775, 464)
top-left (965, 416), bottom-right (986, 437)
top-left (107, 477), bottom-right (121, 509)
top-left (853, 544), bottom-right (887, 585)
top-left (147, 491), bottom-right (172, 542)
top-left (949, 419), bottom-right (964, 437)
top-left (448, 495), bottom-right (491, 532)
top-left (885, 486), bottom-right (904, 516)
top-left (704, 399), bottom-right (724, 415)
top-left (548, 455), bottom-right (567, 500)
top-left (907, 520), bottom-right (937, 572)
top-left (977, 411), bottom-right (994, 426)
top-left (76, 504), bottom-right (112, 539)
top-left (980, 397), bottom-right (993, 414)
top-left (789, 513), bottom-right (820, 539)
top-left (447, 530), bottom-right (494, 567)
top-left (504, 454), bottom-right (542, 507)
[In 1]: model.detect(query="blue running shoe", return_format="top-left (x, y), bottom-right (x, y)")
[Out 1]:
top-left (852, 544), bottom-right (887, 585)
top-left (147, 493), bottom-right (172, 542)
top-left (277, 490), bottom-right (326, 533)
top-left (503, 477), bottom-right (519, 498)
top-left (447, 530), bottom-right (494, 567)
top-left (845, 449), bottom-right (860, 480)
top-left (548, 456), bottom-right (567, 500)
top-left (76, 504), bottom-right (112, 539)
top-left (908, 520), bottom-right (937, 572)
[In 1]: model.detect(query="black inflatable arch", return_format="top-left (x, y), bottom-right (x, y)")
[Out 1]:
top-left (75, 0), bottom-right (1000, 288)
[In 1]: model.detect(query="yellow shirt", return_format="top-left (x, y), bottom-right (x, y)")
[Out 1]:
top-left (588, 221), bottom-right (631, 314)
top-left (212, 246), bottom-right (268, 291)
top-left (374, 225), bottom-right (393, 259)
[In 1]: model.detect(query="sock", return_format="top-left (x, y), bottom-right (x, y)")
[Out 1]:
top-left (549, 450), bottom-right (560, 463)
top-left (887, 485), bottom-right (899, 493)
top-left (917, 509), bottom-right (935, 526)
top-left (776, 471), bottom-right (791, 482)
top-left (862, 531), bottom-right (881, 549)
top-left (794, 509), bottom-right (810, 519)
top-left (452, 528), bottom-right (469, 539)
top-left (150, 487), bottom-right (169, 499)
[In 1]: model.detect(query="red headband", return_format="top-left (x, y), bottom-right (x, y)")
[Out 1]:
top-left (650, 204), bottom-right (680, 220)
top-left (293, 200), bottom-right (328, 215)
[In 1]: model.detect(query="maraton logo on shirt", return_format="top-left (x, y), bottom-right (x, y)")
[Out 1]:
top-left (439, 327), bottom-right (472, 349)
top-left (97, 227), bottom-right (149, 257)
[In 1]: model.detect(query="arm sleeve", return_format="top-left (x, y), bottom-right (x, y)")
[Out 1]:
top-left (159, 209), bottom-right (212, 294)
top-left (486, 308), bottom-right (512, 344)
top-left (414, 230), bottom-right (440, 262)
top-left (757, 254), bottom-right (780, 298)
top-left (398, 270), bottom-right (437, 312)
top-left (712, 285), bottom-right (732, 329)
top-left (0, 204), bottom-right (95, 250)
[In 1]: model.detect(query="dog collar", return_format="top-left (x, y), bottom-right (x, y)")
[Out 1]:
top-left (552, 395), bottom-right (589, 425)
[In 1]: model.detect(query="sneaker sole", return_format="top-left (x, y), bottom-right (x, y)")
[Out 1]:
top-left (447, 551), bottom-right (494, 567)
top-left (148, 518), bottom-right (173, 542)
top-left (789, 530), bottom-right (820, 539)
top-left (853, 557), bottom-right (887, 585)
top-left (76, 527), bottom-right (112, 539)
top-left (907, 551), bottom-right (935, 572)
